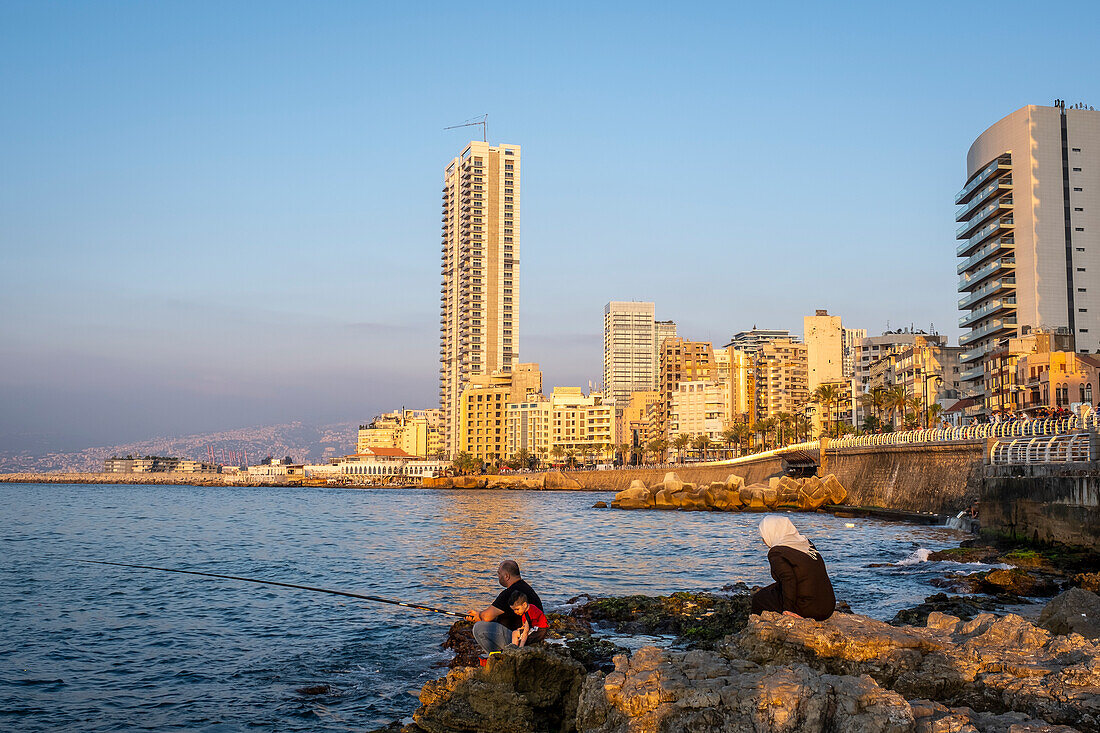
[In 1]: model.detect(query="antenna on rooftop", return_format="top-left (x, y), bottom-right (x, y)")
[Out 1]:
top-left (444, 114), bottom-right (488, 143)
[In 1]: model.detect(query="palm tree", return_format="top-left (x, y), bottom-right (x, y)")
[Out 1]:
top-left (927, 402), bottom-right (944, 429)
top-left (720, 427), bottom-right (739, 458)
top-left (757, 417), bottom-right (778, 450)
top-left (868, 386), bottom-right (889, 431)
top-left (513, 448), bottom-right (531, 470)
top-left (812, 383), bottom-right (844, 438)
top-left (672, 433), bottom-right (692, 463)
top-left (886, 385), bottom-right (909, 431)
top-left (692, 434), bottom-right (712, 461)
top-left (648, 438), bottom-right (668, 464)
top-left (550, 445), bottom-right (565, 466)
top-left (564, 448), bottom-right (577, 469)
top-left (775, 411), bottom-right (793, 446)
top-left (792, 414), bottom-right (812, 442)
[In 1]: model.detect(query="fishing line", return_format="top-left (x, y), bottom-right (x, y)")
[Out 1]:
top-left (68, 558), bottom-right (466, 618)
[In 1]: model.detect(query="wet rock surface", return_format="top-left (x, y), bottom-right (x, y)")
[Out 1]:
top-left (414, 645), bottom-right (587, 733)
top-left (567, 590), bottom-right (752, 648)
top-left (890, 592), bottom-right (1022, 627)
top-left (726, 611), bottom-right (1100, 731)
top-left (1038, 588), bottom-right (1100, 640)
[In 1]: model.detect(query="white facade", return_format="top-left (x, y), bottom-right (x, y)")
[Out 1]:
top-left (336, 452), bottom-right (448, 481)
top-left (956, 104), bottom-right (1100, 412)
top-left (603, 301), bottom-right (659, 406)
top-left (669, 379), bottom-right (729, 442)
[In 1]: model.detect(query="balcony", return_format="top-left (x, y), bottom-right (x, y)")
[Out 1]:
top-left (957, 236), bottom-right (1014, 275)
top-left (959, 366), bottom-right (985, 382)
top-left (956, 198), bottom-right (1013, 239)
top-left (960, 342), bottom-right (995, 364)
top-left (957, 217), bottom-right (1014, 257)
top-left (956, 154), bottom-right (1012, 205)
top-left (959, 296), bottom-right (1016, 327)
top-left (958, 276), bottom-right (1015, 309)
top-left (956, 177), bottom-right (1013, 222)
top-left (958, 317), bottom-right (1017, 347)
top-left (959, 257), bottom-right (1015, 291)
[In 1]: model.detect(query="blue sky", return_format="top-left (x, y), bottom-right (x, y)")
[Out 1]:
top-left (2, 1), bottom-right (1099, 451)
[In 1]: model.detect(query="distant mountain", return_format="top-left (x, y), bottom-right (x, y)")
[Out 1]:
top-left (0, 421), bottom-right (358, 473)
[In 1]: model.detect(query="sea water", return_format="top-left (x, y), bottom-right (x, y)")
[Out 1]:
top-left (0, 483), bottom-right (997, 731)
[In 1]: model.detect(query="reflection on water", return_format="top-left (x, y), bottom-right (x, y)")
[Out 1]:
top-left (0, 484), bottom-right (970, 731)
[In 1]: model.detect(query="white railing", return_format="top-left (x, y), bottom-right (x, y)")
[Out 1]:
top-left (990, 433), bottom-right (1094, 464)
top-left (699, 414), bottom-right (1100, 467)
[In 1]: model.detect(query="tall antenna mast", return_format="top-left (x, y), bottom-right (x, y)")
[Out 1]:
top-left (444, 114), bottom-right (488, 143)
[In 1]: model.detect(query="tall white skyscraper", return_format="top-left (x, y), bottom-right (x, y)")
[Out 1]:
top-left (439, 141), bottom-right (521, 455)
top-left (956, 103), bottom-right (1099, 408)
top-left (603, 301), bottom-right (660, 406)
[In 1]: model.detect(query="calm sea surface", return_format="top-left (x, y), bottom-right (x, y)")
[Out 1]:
top-left (1, 483), bottom-right (979, 731)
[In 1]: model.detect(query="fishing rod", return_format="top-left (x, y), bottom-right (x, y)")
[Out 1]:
top-left (69, 559), bottom-right (466, 618)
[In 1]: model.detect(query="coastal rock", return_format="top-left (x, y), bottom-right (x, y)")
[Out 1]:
top-left (724, 474), bottom-right (745, 493)
top-left (797, 476), bottom-right (829, 510)
top-left (569, 592), bottom-right (751, 647)
top-left (726, 610), bottom-right (1100, 730)
top-left (652, 488), bottom-right (679, 509)
top-left (415, 645), bottom-right (586, 733)
top-left (976, 568), bottom-right (1060, 597)
top-left (774, 476), bottom-right (801, 507)
top-left (821, 474), bottom-right (848, 504)
top-left (1039, 588), bottom-right (1100, 640)
top-left (452, 476), bottom-right (487, 489)
top-left (544, 470), bottom-right (583, 491)
top-left (761, 485), bottom-right (779, 508)
top-left (575, 646), bottom-right (916, 733)
top-left (704, 483), bottom-right (741, 510)
top-left (742, 484), bottom-right (767, 509)
top-left (678, 486), bottom-right (710, 511)
top-left (890, 593), bottom-right (1014, 627)
top-left (422, 476), bottom-right (453, 489)
top-left (612, 482), bottom-right (653, 510)
top-left (660, 472), bottom-right (684, 495)
top-left (1075, 572), bottom-right (1100, 593)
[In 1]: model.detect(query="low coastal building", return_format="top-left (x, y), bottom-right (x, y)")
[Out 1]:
top-left (104, 457), bottom-right (219, 474)
top-left (335, 448), bottom-right (449, 482)
top-left (357, 408), bottom-right (443, 458)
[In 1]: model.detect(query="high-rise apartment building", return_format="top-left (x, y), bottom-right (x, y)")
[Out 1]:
top-left (656, 320), bottom-right (678, 351)
top-left (842, 328), bottom-right (867, 379)
top-left (754, 338), bottom-right (808, 420)
top-left (603, 301), bottom-right (660, 406)
top-left (440, 141), bottom-right (521, 454)
top-left (956, 103), bottom-right (1099, 414)
top-left (724, 328), bottom-right (792, 355)
top-left (658, 338), bottom-right (716, 438)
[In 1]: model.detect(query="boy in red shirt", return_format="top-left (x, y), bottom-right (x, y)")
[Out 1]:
top-left (508, 591), bottom-right (548, 647)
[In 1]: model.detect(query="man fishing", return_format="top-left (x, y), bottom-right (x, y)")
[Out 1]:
top-left (466, 559), bottom-right (545, 655)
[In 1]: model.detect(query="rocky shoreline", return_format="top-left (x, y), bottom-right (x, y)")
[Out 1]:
top-left (374, 538), bottom-right (1100, 733)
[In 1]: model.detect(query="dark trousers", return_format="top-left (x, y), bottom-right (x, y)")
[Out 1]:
top-left (751, 583), bottom-right (784, 614)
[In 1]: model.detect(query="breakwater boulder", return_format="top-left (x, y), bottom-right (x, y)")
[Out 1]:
top-left (610, 472), bottom-right (848, 512)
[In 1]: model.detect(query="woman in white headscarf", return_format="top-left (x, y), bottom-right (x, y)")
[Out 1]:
top-left (751, 515), bottom-right (836, 620)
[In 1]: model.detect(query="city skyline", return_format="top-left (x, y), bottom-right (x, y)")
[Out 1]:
top-left (2, 2), bottom-right (1099, 454)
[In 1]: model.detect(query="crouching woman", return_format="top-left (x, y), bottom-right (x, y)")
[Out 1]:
top-left (751, 515), bottom-right (836, 621)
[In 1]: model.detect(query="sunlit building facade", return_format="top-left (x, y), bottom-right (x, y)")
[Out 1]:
top-left (440, 141), bottom-right (521, 454)
top-left (956, 103), bottom-right (1100, 415)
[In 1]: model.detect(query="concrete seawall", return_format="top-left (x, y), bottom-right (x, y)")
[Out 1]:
top-left (571, 441), bottom-right (986, 515)
top-left (981, 462), bottom-right (1100, 550)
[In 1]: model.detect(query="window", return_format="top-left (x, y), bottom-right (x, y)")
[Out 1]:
top-left (1078, 248), bottom-right (1086, 252)
top-left (1079, 288), bottom-right (1088, 292)
top-left (1076, 207), bottom-right (1084, 211)
top-left (1075, 187), bottom-right (1084, 191)
top-left (1082, 329), bottom-right (1090, 333)
top-left (1078, 268), bottom-right (1087, 272)
top-left (1081, 309), bottom-right (1089, 313)
top-left (1076, 227), bottom-right (1085, 231)
top-left (1073, 148), bottom-right (1082, 152)
top-left (1073, 167), bottom-right (1082, 172)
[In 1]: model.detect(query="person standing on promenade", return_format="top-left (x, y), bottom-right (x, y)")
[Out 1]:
top-left (466, 560), bottom-right (545, 655)
top-left (751, 515), bottom-right (836, 621)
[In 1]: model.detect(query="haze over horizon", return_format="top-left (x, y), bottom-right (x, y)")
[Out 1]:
top-left (2, 1), bottom-right (1099, 453)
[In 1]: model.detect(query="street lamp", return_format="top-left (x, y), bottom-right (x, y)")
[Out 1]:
top-left (922, 373), bottom-right (943, 429)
